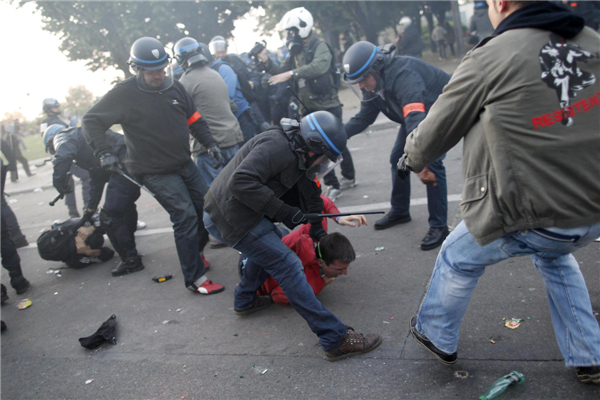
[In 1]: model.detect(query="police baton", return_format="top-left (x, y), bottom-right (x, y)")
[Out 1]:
top-left (303, 211), bottom-right (385, 219)
top-left (49, 193), bottom-right (64, 206)
top-left (114, 167), bottom-right (156, 197)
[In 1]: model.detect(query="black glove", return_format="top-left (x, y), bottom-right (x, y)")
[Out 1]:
top-left (208, 145), bottom-right (223, 168)
top-left (79, 209), bottom-right (96, 226)
top-left (54, 173), bottom-right (74, 195)
top-left (397, 154), bottom-right (412, 180)
top-left (275, 205), bottom-right (307, 230)
top-left (309, 221), bottom-right (327, 241)
top-left (99, 152), bottom-right (119, 172)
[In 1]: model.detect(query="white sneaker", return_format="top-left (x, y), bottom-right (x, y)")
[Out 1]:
top-left (136, 221), bottom-right (147, 230)
top-left (339, 178), bottom-right (358, 191)
top-left (328, 188), bottom-right (342, 202)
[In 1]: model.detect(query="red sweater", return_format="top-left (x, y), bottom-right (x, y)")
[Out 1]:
top-left (258, 196), bottom-right (339, 305)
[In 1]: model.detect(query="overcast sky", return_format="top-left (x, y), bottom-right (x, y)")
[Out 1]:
top-left (0, 2), bottom-right (283, 122)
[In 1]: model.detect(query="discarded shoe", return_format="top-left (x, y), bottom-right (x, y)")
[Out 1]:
top-left (576, 366), bottom-right (600, 384)
top-left (187, 279), bottom-right (224, 295)
top-left (374, 213), bottom-right (411, 230)
top-left (10, 276), bottom-right (31, 295)
top-left (136, 220), bottom-right (147, 230)
top-left (420, 226), bottom-right (449, 251)
top-left (111, 255), bottom-right (144, 277)
top-left (234, 295), bottom-right (274, 316)
top-left (409, 316), bottom-right (457, 365)
top-left (324, 326), bottom-right (382, 362)
top-left (339, 177), bottom-right (358, 191)
top-left (201, 254), bottom-right (211, 271)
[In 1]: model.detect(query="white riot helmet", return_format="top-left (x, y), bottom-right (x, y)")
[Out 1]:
top-left (399, 16), bottom-right (412, 28)
top-left (280, 7), bottom-right (313, 39)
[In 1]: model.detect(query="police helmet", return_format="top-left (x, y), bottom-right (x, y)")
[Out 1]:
top-left (209, 35), bottom-right (228, 55)
top-left (280, 7), bottom-right (314, 39)
top-left (198, 42), bottom-right (214, 64)
top-left (172, 59), bottom-right (184, 80)
top-left (128, 37), bottom-right (170, 72)
top-left (174, 37), bottom-right (207, 69)
top-left (42, 98), bottom-right (60, 114)
top-left (342, 41), bottom-right (387, 84)
top-left (42, 124), bottom-right (66, 155)
top-left (298, 111), bottom-right (346, 162)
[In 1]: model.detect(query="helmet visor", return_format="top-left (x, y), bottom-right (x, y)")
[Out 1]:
top-left (344, 71), bottom-right (383, 102)
top-left (209, 40), bottom-right (227, 55)
top-left (306, 154), bottom-right (343, 182)
top-left (136, 63), bottom-right (174, 93)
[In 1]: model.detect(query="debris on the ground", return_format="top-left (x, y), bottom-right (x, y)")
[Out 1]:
top-left (162, 320), bottom-right (169, 324)
top-left (390, 317), bottom-right (394, 320)
top-left (85, 379), bottom-right (94, 385)
top-left (504, 318), bottom-right (524, 330)
top-left (479, 371), bottom-right (524, 400)
top-left (233, 333), bottom-right (238, 336)
top-left (363, 195), bottom-right (369, 198)
top-left (33, 187), bottom-right (43, 193)
top-left (490, 339), bottom-right (496, 344)
top-left (78, 314), bottom-right (117, 350)
top-left (8, 199), bottom-right (18, 204)
top-left (253, 365), bottom-right (268, 375)
top-left (18, 299), bottom-right (32, 310)
top-left (502, 317), bottom-right (506, 321)
top-left (383, 321), bottom-right (390, 324)
top-left (455, 371), bottom-right (469, 379)
top-left (375, 246), bottom-right (385, 251)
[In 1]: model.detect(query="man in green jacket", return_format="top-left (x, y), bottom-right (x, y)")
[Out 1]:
top-left (401, 0), bottom-right (600, 384)
top-left (256, 7), bottom-right (355, 201)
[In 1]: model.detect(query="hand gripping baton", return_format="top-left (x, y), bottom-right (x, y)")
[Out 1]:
top-left (114, 167), bottom-right (156, 197)
top-left (303, 211), bottom-right (385, 219)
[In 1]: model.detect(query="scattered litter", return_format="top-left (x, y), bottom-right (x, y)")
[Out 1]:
top-left (85, 379), bottom-right (94, 385)
top-left (455, 371), bottom-right (469, 379)
top-left (479, 371), bottom-right (524, 400)
top-left (233, 334), bottom-right (238, 336)
top-left (363, 195), bottom-right (369, 198)
top-left (383, 321), bottom-right (390, 324)
top-left (253, 365), bottom-right (268, 375)
top-left (490, 339), bottom-right (496, 344)
top-left (54, 292), bottom-right (58, 295)
top-left (33, 187), bottom-right (44, 193)
top-left (502, 317), bottom-right (506, 321)
top-left (504, 318), bottom-right (524, 330)
top-left (528, 288), bottom-right (536, 291)
top-left (526, 317), bottom-right (531, 320)
top-left (152, 274), bottom-right (173, 283)
top-left (18, 299), bottom-right (32, 310)
top-left (240, 376), bottom-right (244, 379)
top-left (214, 374), bottom-right (218, 377)
top-left (375, 246), bottom-right (385, 251)
top-left (79, 315), bottom-right (117, 349)
top-left (176, 309), bottom-right (181, 312)
top-left (162, 320), bottom-right (170, 324)
top-left (8, 199), bottom-right (18, 204)
top-left (390, 317), bottom-right (394, 320)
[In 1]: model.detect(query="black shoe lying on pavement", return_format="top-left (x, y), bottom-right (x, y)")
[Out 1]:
top-left (374, 213), bottom-right (411, 230)
top-left (111, 255), bottom-right (144, 277)
top-left (576, 366), bottom-right (600, 384)
top-left (420, 226), bottom-right (449, 251)
top-left (234, 295), bottom-right (274, 316)
top-left (324, 326), bottom-right (382, 362)
top-left (409, 316), bottom-right (457, 365)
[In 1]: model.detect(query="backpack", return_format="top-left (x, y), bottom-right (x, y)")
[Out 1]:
top-left (212, 57), bottom-right (256, 103)
top-left (304, 39), bottom-right (341, 95)
top-left (37, 219), bottom-right (80, 261)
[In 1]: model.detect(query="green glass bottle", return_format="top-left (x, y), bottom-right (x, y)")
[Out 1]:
top-left (479, 371), bottom-right (525, 400)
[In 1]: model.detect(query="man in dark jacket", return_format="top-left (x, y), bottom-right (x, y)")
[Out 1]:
top-left (204, 111), bottom-right (381, 361)
top-left (43, 124), bottom-right (144, 276)
top-left (342, 41), bottom-right (450, 251)
top-left (83, 37), bottom-right (224, 295)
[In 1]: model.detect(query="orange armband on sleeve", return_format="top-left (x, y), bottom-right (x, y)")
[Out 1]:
top-left (187, 111), bottom-right (201, 125)
top-left (402, 102), bottom-right (425, 117)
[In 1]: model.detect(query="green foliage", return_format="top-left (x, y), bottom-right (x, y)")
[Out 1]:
top-left (21, 1), bottom-right (252, 78)
top-left (63, 85), bottom-right (95, 120)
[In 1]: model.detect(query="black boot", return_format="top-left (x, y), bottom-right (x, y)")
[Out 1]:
top-left (111, 255), bottom-right (144, 277)
top-left (420, 226), bottom-right (449, 251)
top-left (374, 213), bottom-right (411, 230)
top-left (10, 275), bottom-right (31, 295)
top-left (8, 230), bottom-right (28, 248)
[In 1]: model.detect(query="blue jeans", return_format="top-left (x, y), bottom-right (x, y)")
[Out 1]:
top-left (100, 172), bottom-right (141, 259)
top-left (390, 125), bottom-right (447, 228)
top-left (238, 110), bottom-right (258, 145)
top-left (141, 161), bottom-right (209, 287)
top-left (416, 220), bottom-right (600, 367)
top-left (195, 144), bottom-right (239, 187)
top-left (204, 213), bottom-right (347, 351)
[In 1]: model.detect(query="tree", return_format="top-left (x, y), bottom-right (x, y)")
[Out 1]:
top-left (63, 85), bottom-right (95, 120)
top-left (19, 1), bottom-right (252, 78)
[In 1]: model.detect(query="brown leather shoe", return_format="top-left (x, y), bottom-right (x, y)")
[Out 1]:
top-left (324, 326), bottom-right (382, 362)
